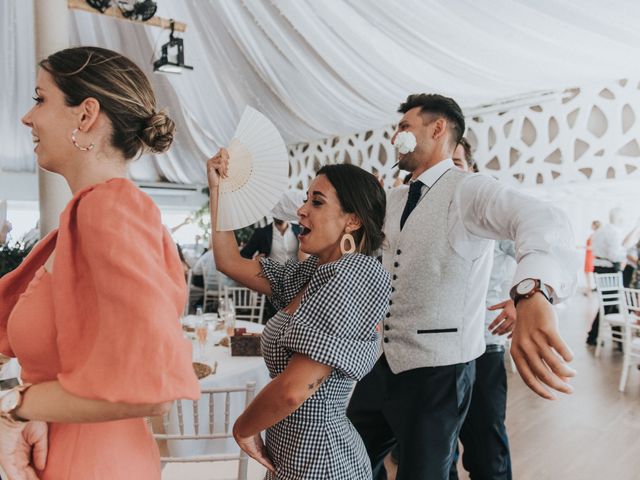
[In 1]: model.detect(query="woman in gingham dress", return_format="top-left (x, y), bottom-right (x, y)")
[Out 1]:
top-left (206, 153), bottom-right (390, 479)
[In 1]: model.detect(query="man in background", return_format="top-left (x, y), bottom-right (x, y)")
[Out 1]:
top-left (449, 138), bottom-right (516, 480)
top-left (240, 219), bottom-right (301, 264)
top-left (586, 208), bottom-right (639, 346)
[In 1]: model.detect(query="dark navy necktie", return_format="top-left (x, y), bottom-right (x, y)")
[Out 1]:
top-left (400, 180), bottom-right (424, 230)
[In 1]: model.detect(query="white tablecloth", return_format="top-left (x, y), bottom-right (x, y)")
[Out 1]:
top-left (167, 320), bottom-right (270, 457)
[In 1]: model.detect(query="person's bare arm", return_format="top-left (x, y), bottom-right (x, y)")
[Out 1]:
top-left (234, 354), bottom-right (332, 436)
top-left (15, 381), bottom-right (171, 423)
top-left (232, 354), bottom-right (332, 471)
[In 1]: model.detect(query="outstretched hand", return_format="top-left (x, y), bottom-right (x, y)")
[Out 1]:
top-left (510, 293), bottom-right (576, 400)
top-left (488, 299), bottom-right (516, 337)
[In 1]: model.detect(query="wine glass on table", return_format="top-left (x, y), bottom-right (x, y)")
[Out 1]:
top-left (224, 298), bottom-right (236, 337)
top-left (195, 317), bottom-right (208, 361)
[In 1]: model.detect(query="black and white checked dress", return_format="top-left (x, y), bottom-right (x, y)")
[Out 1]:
top-left (259, 253), bottom-right (391, 480)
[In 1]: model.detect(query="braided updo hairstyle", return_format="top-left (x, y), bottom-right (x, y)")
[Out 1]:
top-left (40, 46), bottom-right (174, 159)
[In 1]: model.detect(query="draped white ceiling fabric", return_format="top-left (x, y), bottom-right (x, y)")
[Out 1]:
top-left (3, 0), bottom-right (640, 184)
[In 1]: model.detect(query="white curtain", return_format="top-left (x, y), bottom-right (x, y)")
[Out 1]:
top-left (3, 0), bottom-right (640, 183)
top-left (1, 0), bottom-right (35, 173)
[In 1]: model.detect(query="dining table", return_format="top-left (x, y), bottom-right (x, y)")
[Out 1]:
top-left (165, 316), bottom-right (271, 458)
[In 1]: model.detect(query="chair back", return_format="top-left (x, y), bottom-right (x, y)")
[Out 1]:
top-left (595, 272), bottom-right (624, 311)
top-left (150, 381), bottom-right (256, 479)
top-left (225, 286), bottom-right (265, 324)
top-left (623, 288), bottom-right (640, 319)
top-left (203, 269), bottom-right (224, 313)
top-left (619, 288), bottom-right (640, 391)
top-left (594, 272), bottom-right (625, 357)
top-left (184, 268), bottom-right (205, 315)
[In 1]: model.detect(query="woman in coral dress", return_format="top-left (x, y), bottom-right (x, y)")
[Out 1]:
top-left (0, 47), bottom-right (199, 479)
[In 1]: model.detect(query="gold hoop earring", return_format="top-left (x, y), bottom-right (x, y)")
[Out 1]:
top-left (340, 233), bottom-right (356, 255)
top-left (71, 128), bottom-right (95, 152)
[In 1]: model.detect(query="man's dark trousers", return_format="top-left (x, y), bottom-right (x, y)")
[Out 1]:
top-left (347, 355), bottom-right (475, 480)
top-left (449, 348), bottom-right (511, 480)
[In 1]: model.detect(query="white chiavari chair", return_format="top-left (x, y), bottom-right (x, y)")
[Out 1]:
top-left (184, 269), bottom-right (203, 316)
top-left (151, 382), bottom-right (256, 480)
top-left (203, 270), bottom-right (224, 313)
top-left (594, 272), bottom-right (625, 357)
top-left (224, 286), bottom-right (265, 324)
top-left (619, 288), bottom-right (640, 392)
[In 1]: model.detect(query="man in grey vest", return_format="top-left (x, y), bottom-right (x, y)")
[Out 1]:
top-left (346, 93), bottom-right (578, 480)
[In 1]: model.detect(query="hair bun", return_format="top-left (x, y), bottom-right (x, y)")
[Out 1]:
top-left (141, 111), bottom-right (175, 153)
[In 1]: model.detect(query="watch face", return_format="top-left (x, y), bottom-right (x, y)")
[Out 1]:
top-left (0, 389), bottom-right (19, 413)
top-left (517, 278), bottom-right (537, 295)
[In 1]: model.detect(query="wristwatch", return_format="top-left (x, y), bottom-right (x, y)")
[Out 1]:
top-left (511, 278), bottom-right (553, 306)
top-left (0, 383), bottom-right (31, 423)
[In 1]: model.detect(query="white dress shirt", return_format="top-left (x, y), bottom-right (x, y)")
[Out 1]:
top-left (269, 225), bottom-right (298, 265)
top-left (485, 240), bottom-right (517, 346)
top-left (412, 159), bottom-right (578, 303)
top-left (591, 223), bottom-right (627, 266)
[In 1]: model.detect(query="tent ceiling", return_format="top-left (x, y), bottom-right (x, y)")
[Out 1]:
top-left (3, 0), bottom-right (640, 184)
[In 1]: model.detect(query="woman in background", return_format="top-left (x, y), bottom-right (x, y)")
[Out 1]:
top-left (584, 220), bottom-right (600, 292)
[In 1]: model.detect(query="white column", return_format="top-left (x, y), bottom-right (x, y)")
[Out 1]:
top-left (34, 0), bottom-right (71, 236)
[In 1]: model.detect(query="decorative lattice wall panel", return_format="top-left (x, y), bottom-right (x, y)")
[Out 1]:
top-left (287, 78), bottom-right (640, 189)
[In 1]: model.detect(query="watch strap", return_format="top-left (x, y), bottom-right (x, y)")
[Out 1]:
top-left (0, 378), bottom-right (20, 391)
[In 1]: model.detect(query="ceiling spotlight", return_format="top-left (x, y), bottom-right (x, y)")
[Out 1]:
top-left (153, 20), bottom-right (193, 74)
top-left (117, 0), bottom-right (157, 22)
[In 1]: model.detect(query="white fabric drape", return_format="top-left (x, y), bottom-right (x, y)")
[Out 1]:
top-left (3, 0), bottom-right (640, 183)
top-left (1, 0), bottom-right (35, 173)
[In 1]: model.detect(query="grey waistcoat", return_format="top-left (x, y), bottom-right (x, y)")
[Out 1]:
top-left (381, 169), bottom-right (490, 373)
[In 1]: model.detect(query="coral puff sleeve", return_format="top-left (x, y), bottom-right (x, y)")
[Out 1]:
top-left (51, 179), bottom-right (199, 403)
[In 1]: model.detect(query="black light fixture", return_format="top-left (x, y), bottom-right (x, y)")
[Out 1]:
top-left (153, 20), bottom-right (193, 74)
top-left (117, 0), bottom-right (157, 21)
top-left (86, 0), bottom-right (112, 13)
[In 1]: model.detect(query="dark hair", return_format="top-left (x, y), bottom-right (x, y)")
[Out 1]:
top-left (40, 46), bottom-right (174, 160)
top-left (398, 93), bottom-right (465, 146)
top-left (457, 137), bottom-right (475, 170)
top-left (316, 164), bottom-right (386, 256)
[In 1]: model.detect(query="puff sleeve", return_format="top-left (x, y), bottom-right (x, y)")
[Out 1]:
top-left (52, 180), bottom-right (200, 403)
top-left (279, 254), bottom-right (391, 380)
top-left (259, 257), bottom-right (317, 311)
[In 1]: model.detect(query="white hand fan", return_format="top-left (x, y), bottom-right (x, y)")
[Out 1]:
top-left (216, 107), bottom-right (289, 231)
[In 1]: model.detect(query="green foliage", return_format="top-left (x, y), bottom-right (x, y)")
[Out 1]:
top-left (0, 243), bottom-right (33, 278)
